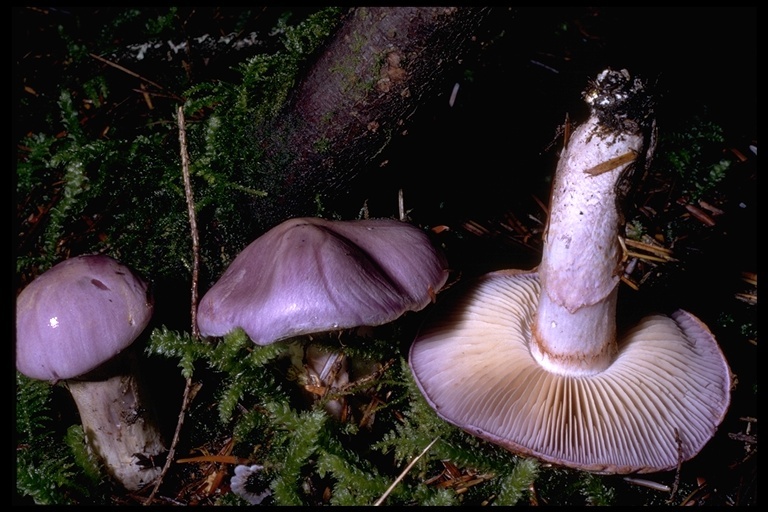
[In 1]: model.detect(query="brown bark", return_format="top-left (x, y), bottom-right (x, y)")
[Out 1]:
top-left (253, 6), bottom-right (492, 226)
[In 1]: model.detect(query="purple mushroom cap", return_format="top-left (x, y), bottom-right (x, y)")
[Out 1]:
top-left (16, 254), bottom-right (154, 381)
top-left (197, 217), bottom-right (449, 345)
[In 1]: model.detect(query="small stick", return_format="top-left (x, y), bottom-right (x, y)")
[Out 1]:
top-left (684, 203), bottom-right (716, 227)
top-left (625, 251), bottom-right (674, 264)
top-left (176, 455), bottom-right (249, 465)
top-left (531, 193), bottom-right (549, 217)
top-left (462, 220), bottom-right (490, 237)
top-left (623, 237), bottom-right (674, 255)
top-left (623, 476), bottom-right (670, 492)
top-left (143, 106), bottom-right (201, 505)
top-left (139, 83), bottom-right (154, 110)
top-left (89, 53), bottom-right (183, 102)
top-left (740, 272), bottom-right (757, 286)
top-left (583, 150), bottom-right (637, 176)
top-left (620, 275), bottom-right (640, 291)
top-left (177, 106), bottom-right (201, 339)
top-left (373, 437), bottom-right (439, 506)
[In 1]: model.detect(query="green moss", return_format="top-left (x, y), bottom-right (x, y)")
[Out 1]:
top-left (657, 116), bottom-right (731, 201)
top-left (16, 374), bottom-right (109, 505)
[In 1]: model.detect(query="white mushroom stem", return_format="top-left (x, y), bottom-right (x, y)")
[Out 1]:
top-left (289, 342), bottom-right (351, 420)
top-left (531, 112), bottom-right (644, 377)
top-left (64, 351), bottom-right (165, 491)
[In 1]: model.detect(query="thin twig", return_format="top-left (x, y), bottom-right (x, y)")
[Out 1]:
top-left (583, 150), bottom-right (637, 176)
top-left (143, 105), bottom-right (201, 505)
top-left (624, 476), bottom-right (671, 492)
top-left (373, 436), bottom-right (439, 506)
top-left (178, 106), bottom-right (201, 338)
top-left (625, 251), bottom-right (675, 263)
top-left (623, 238), bottom-right (675, 257)
top-left (144, 379), bottom-right (196, 505)
top-left (176, 454), bottom-right (249, 465)
top-left (740, 271), bottom-right (757, 286)
top-left (89, 52), bottom-right (184, 101)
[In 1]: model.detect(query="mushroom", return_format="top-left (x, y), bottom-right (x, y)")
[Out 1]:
top-left (197, 216), bottom-right (449, 345)
top-left (16, 254), bottom-right (167, 490)
top-left (197, 216), bottom-right (449, 415)
top-left (408, 69), bottom-right (732, 474)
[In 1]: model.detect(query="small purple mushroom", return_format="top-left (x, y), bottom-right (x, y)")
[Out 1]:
top-left (16, 254), bottom-right (166, 490)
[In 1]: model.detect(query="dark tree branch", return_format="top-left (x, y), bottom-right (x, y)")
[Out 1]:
top-left (252, 7), bottom-right (492, 226)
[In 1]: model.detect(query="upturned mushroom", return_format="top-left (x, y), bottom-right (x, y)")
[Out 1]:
top-left (16, 254), bottom-right (167, 490)
top-left (409, 69), bottom-right (732, 474)
top-left (197, 216), bottom-right (449, 416)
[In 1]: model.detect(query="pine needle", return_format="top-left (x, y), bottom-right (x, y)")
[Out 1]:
top-left (373, 436), bottom-right (439, 506)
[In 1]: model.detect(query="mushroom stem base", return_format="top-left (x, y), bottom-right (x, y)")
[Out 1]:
top-left (66, 367), bottom-right (166, 491)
